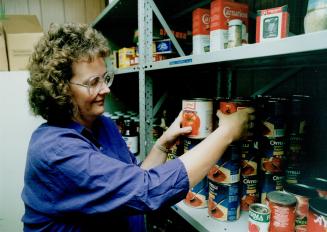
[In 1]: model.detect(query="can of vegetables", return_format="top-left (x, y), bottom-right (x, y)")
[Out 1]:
top-left (182, 98), bottom-right (213, 139)
top-left (248, 203), bottom-right (270, 232)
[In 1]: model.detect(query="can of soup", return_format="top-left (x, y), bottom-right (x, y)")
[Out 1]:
top-left (182, 98), bottom-right (213, 139)
top-left (307, 198), bottom-right (327, 232)
top-left (266, 191), bottom-right (297, 232)
top-left (207, 143), bottom-right (240, 184)
top-left (208, 180), bottom-right (240, 221)
top-left (284, 183), bottom-right (318, 232)
top-left (184, 176), bottom-right (208, 208)
top-left (248, 203), bottom-right (270, 232)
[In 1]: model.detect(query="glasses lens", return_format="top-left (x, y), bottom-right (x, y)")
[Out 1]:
top-left (105, 72), bottom-right (114, 87)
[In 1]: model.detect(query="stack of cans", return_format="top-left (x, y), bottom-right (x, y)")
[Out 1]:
top-left (257, 97), bottom-right (288, 203)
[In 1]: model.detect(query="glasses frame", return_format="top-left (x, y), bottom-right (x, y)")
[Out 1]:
top-left (70, 71), bottom-right (114, 95)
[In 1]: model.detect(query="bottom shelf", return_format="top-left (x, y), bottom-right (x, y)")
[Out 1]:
top-left (171, 201), bottom-right (249, 232)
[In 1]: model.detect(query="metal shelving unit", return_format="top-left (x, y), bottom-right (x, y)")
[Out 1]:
top-left (92, 1), bottom-right (327, 231)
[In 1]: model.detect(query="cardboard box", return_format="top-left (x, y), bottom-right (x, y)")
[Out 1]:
top-left (2, 15), bottom-right (43, 71)
top-left (0, 23), bottom-right (8, 71)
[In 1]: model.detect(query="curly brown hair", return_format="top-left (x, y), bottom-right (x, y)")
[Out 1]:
top-left (28, 23), bottom-right (110, 124)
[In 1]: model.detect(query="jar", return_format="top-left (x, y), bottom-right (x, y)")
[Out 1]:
top-left (227, 19), bottom-right (242, 48)
top-left (304, 0), bottom-right (327, 33)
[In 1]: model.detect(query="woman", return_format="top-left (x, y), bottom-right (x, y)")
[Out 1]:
top-left (22, 23), bottom-right (254, 231)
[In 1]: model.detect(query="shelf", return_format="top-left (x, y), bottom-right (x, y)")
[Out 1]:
top-left (114, 66), bottom-right (139, 75)
top-left (172, 201), bottom-right (248, 232)
top-left (146, 30), bottom-right (327, 71)
top-left (91, 0), bottom-right (137, 47)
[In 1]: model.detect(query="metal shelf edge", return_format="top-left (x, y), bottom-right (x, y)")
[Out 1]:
top-left (146, 30), bottom-right (327, 71)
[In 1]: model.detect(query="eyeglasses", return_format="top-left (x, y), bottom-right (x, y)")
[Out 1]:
top-left (70, 72), bottom-right (114, 95)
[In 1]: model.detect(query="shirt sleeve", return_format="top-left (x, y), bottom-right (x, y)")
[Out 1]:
top-left (33, 131), bottom-right (189, 216)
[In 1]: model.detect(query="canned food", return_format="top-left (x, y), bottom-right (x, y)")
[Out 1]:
top-left (184, 177), bottom-right (208, 208)
top-left (248, 203), bottom-right (270, 232)
top-left (182, 98), bottom-right (213, 139)
top-left (267, 191), bottom-right (297, 232)
top-left (260, 136), bottom-right (286, 173)
top-left (241, 139), bottom-right (259, 176)
top-left (260, 172), bottom-right (285, 203)
top-left (284, 183), bottom-right (318, 232)
top-left (302, 177), bottom-right (327, 199)
top-left (207, 144), bottom-right (240, 184)
top-left (241, 175), bottom-right (259, 211)
top-left (307, 198), bottom-right (327, 232)
top-left (220, 97), bottom-right (252, 114)
top-left (208, 180), bottom-right (240, 221)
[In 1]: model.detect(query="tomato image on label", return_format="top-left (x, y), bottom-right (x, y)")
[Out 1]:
top-left (249, 222), bottom-right (260, 232)
top-left (182, 111), bottom-right (200, 136)
top-left (241, 160), bottom-right (255, 175)
top-left (208, 165), bottom-right (226, 183)
top-left (262, 157), bottom-right (282, 172)
top-left (184, 191), bottom-right (205, 207)
top-left (208, 198), bottom-right (224, 218)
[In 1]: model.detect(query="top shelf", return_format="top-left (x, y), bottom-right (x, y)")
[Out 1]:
top-left (146, 30), bottom-right (327, 71)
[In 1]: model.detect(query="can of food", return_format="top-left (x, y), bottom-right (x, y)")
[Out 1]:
top-left (183, 137), bottom-right (203, 153)
top-left (302, 177), bottom-right (327, 199)
top-left (207, 143), bottom-right (240, 184)
top-left (284, 183), bottom-right (318, 232)
top-left (208, 180), bottom-right (240, 221)
top-left (248, 203), bottom-right (270, 232)
top-left (182, 98), bottom-right (213, 139)
top-left (184, 177), bottom-right (208, 208)
top-left (241, 175), bottom-right (259, 211)
top-left (260, 172), bottom-right (284, 203)
top-left (307, 198), bottom-right (327, 232)
top-left (267, 191), bottom-right (297, 232)
top-left (219, 97), bottom-right (252, 115)
top-left (260, 136), bottom-right (286, 173)
top-left (241, 139), bottom-right (259, 176)
top-left (227, 19), bottom-right (242, 48)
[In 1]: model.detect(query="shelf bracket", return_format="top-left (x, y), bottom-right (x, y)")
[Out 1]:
top-left (148, 0), bottom-right (186, 57)
top-left (250, 68), bottom-right (301, 97)
top-left (153, 91), bottom-right (168, 118)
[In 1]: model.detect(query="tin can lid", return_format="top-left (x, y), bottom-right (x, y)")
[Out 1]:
top-left (267, 191), bottom-right (297, 206)
top-left (284, 183), bottom-right (318, 198)
top-left (302, 177), bottom-right (327, 190)
top-left (309, 198), bottom-right (327, 216)
top-left (249, 203), bottom-right (270, 214)
top-left (228, 19), bottom-right (242, 26)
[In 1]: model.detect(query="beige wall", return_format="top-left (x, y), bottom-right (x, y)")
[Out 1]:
top-left (2, 0), bottom-right (106, 32)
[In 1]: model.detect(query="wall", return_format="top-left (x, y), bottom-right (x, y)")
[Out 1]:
top-left (0, 71), bottom-right (45, 232)
top-left (1, 0), bottom-right (106, 31)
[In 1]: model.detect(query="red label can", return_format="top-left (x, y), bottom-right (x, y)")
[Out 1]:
top-left (182, 98), bottom-right (213, 139)
top-left (307, 198), bottom-right (327, 232)
top-left (267, 191), bottom-right (297, 232)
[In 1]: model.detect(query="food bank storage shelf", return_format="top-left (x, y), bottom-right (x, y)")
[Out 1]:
top-left (114, 66), bottom-right (139, 75)
top-left (172, 201), bottom-right (248, 232)
top-left (91, 0), bottom-right (137, 47)
top-left (147, 30), bottom-right (327, 71)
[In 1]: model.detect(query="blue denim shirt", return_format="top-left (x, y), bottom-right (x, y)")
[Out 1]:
top-left (21, 115), bottom-right (189, 231)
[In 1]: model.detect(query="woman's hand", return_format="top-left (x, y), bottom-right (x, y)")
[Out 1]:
top-left (156, 111), bottom-right (192, 149)
top-left (217, 107), bottom-right (255, 142)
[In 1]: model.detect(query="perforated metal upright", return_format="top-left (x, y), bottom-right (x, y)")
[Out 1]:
top-left (138, 0), bottom-right (154, 158)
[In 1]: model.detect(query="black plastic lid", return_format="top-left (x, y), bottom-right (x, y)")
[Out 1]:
top-left (301, 177), bottom-right (327, 191)
top-left (284, 183), bottom-right (318, 198)
top-left (309, 198), bottom-right (327, 216)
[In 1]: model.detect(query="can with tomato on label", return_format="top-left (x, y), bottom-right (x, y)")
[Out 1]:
top-left (284, 183), bottom-right (318, 232)
top-left (182, 98), bottom-right (213, 139)
top-left (267, 191), bottom-right (297, 232)
top-left (219, 97), bottom-right (252, 114)
top-left (248, 203), bottom-right (270, 232)
top-left (260, 172), bottom-right (284, 203)
top-left (307, 198), bottom-right (327, 232)
top-left (207, 143), bottom-right (240, 184)
top-left (208, 180), bottom-right (240, 221)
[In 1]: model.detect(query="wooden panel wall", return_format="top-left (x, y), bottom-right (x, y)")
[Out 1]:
top-left (1, 0), bottom-right (106, 32)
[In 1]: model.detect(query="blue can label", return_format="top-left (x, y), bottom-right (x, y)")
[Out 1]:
top-left (184, 177), bottom-right (208, 208)
top-left (208, 180), bottom-right (240, 221)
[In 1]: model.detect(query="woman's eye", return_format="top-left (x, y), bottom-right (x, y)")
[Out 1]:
top-left (89, 77), bottom-right (100, 87)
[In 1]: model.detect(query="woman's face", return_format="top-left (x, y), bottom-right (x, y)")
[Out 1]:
top-left (70, 56), bottom-right (110, 128)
